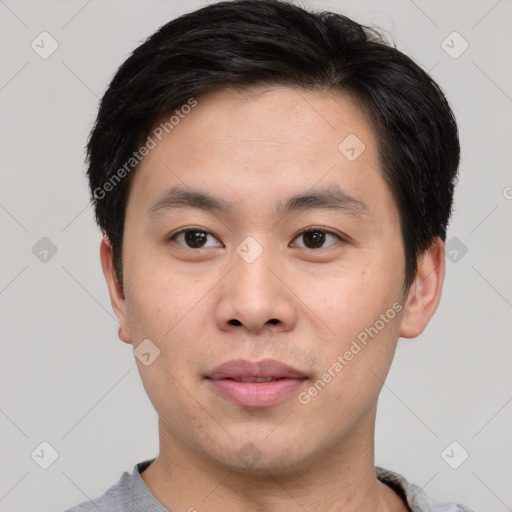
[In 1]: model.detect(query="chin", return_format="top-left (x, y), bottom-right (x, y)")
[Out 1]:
top-left (205, 437), bottom-right (312, 477)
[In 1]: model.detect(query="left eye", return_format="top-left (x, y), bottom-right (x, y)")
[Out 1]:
top-left (291, 229), bottom-right (341, 249)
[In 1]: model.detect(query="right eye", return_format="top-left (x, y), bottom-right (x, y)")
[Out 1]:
top-left (168, 228), bottom-right (223, 249)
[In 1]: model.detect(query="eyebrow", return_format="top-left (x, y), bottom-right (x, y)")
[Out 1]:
top-left (147, 184), bottom-right (369, 218)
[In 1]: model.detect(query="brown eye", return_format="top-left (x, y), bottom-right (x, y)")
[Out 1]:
top-left (292, 229), bottom-right (341, 249)
top-left (170, 229), bottom-right (222, 249)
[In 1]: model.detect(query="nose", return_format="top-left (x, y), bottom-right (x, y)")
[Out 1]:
top-left (215, 241), bottom-right (298, 335)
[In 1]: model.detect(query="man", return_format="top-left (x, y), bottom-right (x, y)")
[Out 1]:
top-left (66, 0), bottom-right (473, 510)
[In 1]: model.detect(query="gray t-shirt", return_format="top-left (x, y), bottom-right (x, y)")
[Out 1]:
top-left (64, 459), bottom-right (474, 512)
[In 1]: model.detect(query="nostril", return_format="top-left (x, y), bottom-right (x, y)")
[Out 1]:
top-left (228, 318), bottom-right (279, 326)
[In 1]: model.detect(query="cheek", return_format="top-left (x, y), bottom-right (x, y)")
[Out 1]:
top-left (305, 256), bottom-right (403, 376)
top-left (123, 262), bottom-right (218, 391)
top-left (310, 262), bottom-right (391, 332)
top-left (123, 260), bottom-right (212, 412)
top-left (124, 247), bottom-right (209, 337)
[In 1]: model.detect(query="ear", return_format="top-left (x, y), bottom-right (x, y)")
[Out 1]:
top-left (399, 237), bottom-right (445, 339)
top-left (99, 236), bottom-right (133, 344)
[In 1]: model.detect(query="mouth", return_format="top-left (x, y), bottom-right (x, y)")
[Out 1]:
top-left (222, 377), bottom-right (292, 383)
top-left (205, 359), bottom-right (308, 408)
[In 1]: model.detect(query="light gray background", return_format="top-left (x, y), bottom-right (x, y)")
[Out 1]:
top-left (0, 1), bottom-right (511, 511)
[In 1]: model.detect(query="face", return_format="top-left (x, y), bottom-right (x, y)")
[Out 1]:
top-left (102, 86), bottom-right (442, 475)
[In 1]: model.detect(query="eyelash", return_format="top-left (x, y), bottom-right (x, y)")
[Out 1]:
top-left (167, 226), bottom-right (345, 250)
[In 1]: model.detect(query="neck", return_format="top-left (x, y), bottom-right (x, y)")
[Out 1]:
top-left (140, 410), bottom-right (408, 512)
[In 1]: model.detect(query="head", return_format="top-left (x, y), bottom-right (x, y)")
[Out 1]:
top-left (91, 0), bottom-right (459, 474)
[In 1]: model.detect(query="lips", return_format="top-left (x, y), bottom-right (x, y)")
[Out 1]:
top-left (206, 359), bottom-right (308, 408)
top-left (207, 359), bottom-right (307, 381)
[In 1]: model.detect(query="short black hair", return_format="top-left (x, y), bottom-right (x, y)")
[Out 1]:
top-left (87, 0), bottom-right (460, 297)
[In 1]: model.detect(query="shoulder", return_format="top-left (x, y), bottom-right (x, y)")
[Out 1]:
top-left (376, 466), bottom-right (475, 512)
top-left (64, 459), bottom-right (161, 512)
top-left (64, 470), bottom-right (132, 512)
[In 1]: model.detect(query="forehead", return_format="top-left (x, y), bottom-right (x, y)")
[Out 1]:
top-left (127, 86), bottom-right (397, 226)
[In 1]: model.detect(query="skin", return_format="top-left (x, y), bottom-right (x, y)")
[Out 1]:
top-left (100, 86), bottom-right (445, 512)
